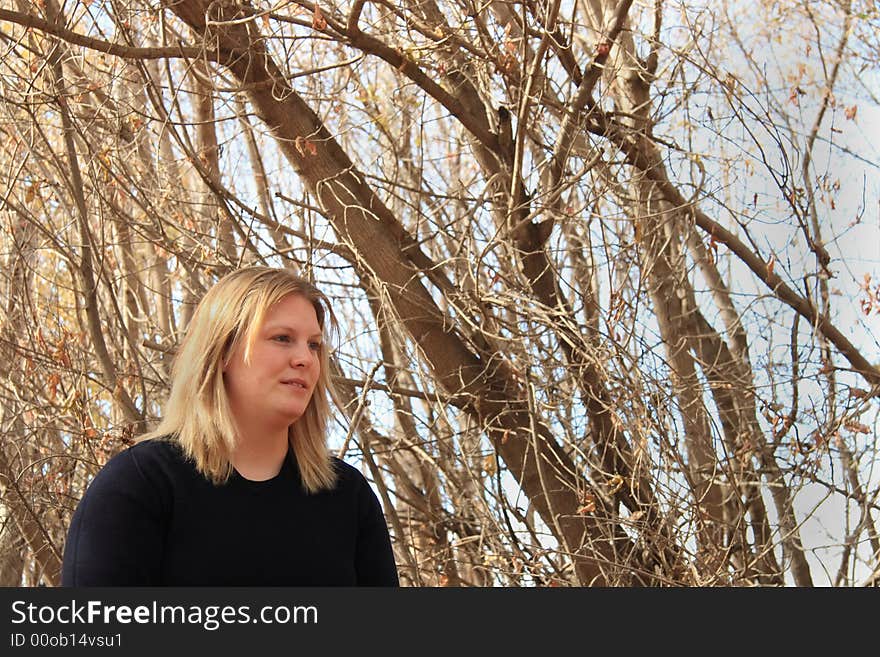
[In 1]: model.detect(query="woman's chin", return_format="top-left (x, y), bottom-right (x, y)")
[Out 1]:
top-left (283, 408), bottom-right (306, 424)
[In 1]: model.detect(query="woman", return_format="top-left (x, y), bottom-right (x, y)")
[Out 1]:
top-left (61, 266), bottom-right (399, 586)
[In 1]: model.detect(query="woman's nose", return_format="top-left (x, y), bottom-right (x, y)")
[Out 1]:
top-left (291, 345), bottom-right (311, 367)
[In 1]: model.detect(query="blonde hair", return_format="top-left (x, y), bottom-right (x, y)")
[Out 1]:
top-left (139, 266), bottom-right (339, 493)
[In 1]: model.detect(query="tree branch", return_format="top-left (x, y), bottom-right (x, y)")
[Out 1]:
top-left (0, 8), bottom-right (218, 61)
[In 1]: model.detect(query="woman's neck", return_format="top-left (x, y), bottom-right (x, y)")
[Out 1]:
top-left (230, 429), bottom-right (289, 481)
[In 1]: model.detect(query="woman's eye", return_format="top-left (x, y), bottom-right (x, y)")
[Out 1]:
top-left (274, 335), bottom-right (291, 343)
top-left (308, 341), bottom-right (322, 351)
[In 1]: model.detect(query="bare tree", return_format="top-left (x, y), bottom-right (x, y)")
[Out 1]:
top-left (0, 0), bottom-right (877, 586)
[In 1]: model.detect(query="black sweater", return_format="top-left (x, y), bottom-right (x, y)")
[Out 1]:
top-left (61, 438), bottom-right (399, 586)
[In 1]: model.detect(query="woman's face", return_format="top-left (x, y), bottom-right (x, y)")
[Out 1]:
top-left (223, 294), bottom-right (323, 431)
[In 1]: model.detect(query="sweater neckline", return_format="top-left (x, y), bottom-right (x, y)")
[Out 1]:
top-left (230, 445), bottom-right (300, 487)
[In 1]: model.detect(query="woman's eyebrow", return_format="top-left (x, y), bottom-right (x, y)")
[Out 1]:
top-left (266, 324), bottom-right (322, 338)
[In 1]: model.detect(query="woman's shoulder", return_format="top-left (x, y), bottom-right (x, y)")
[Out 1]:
top-left (328, 458), bottom-right (386, 521)
top-left (125, 434), bottom-right (186, 468)
top-left (330, 456), bottom-right (365, 480)
top-left (328, 457), bottom-right (384, 501)
top-left (96, 435), bottom-right (190, 487)
top-left (75, 437), bottom-right (186, 513)
top-left (129, 435), bottom-right (186, 460)
top-left (330, 456), bottom-right (376, 492)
